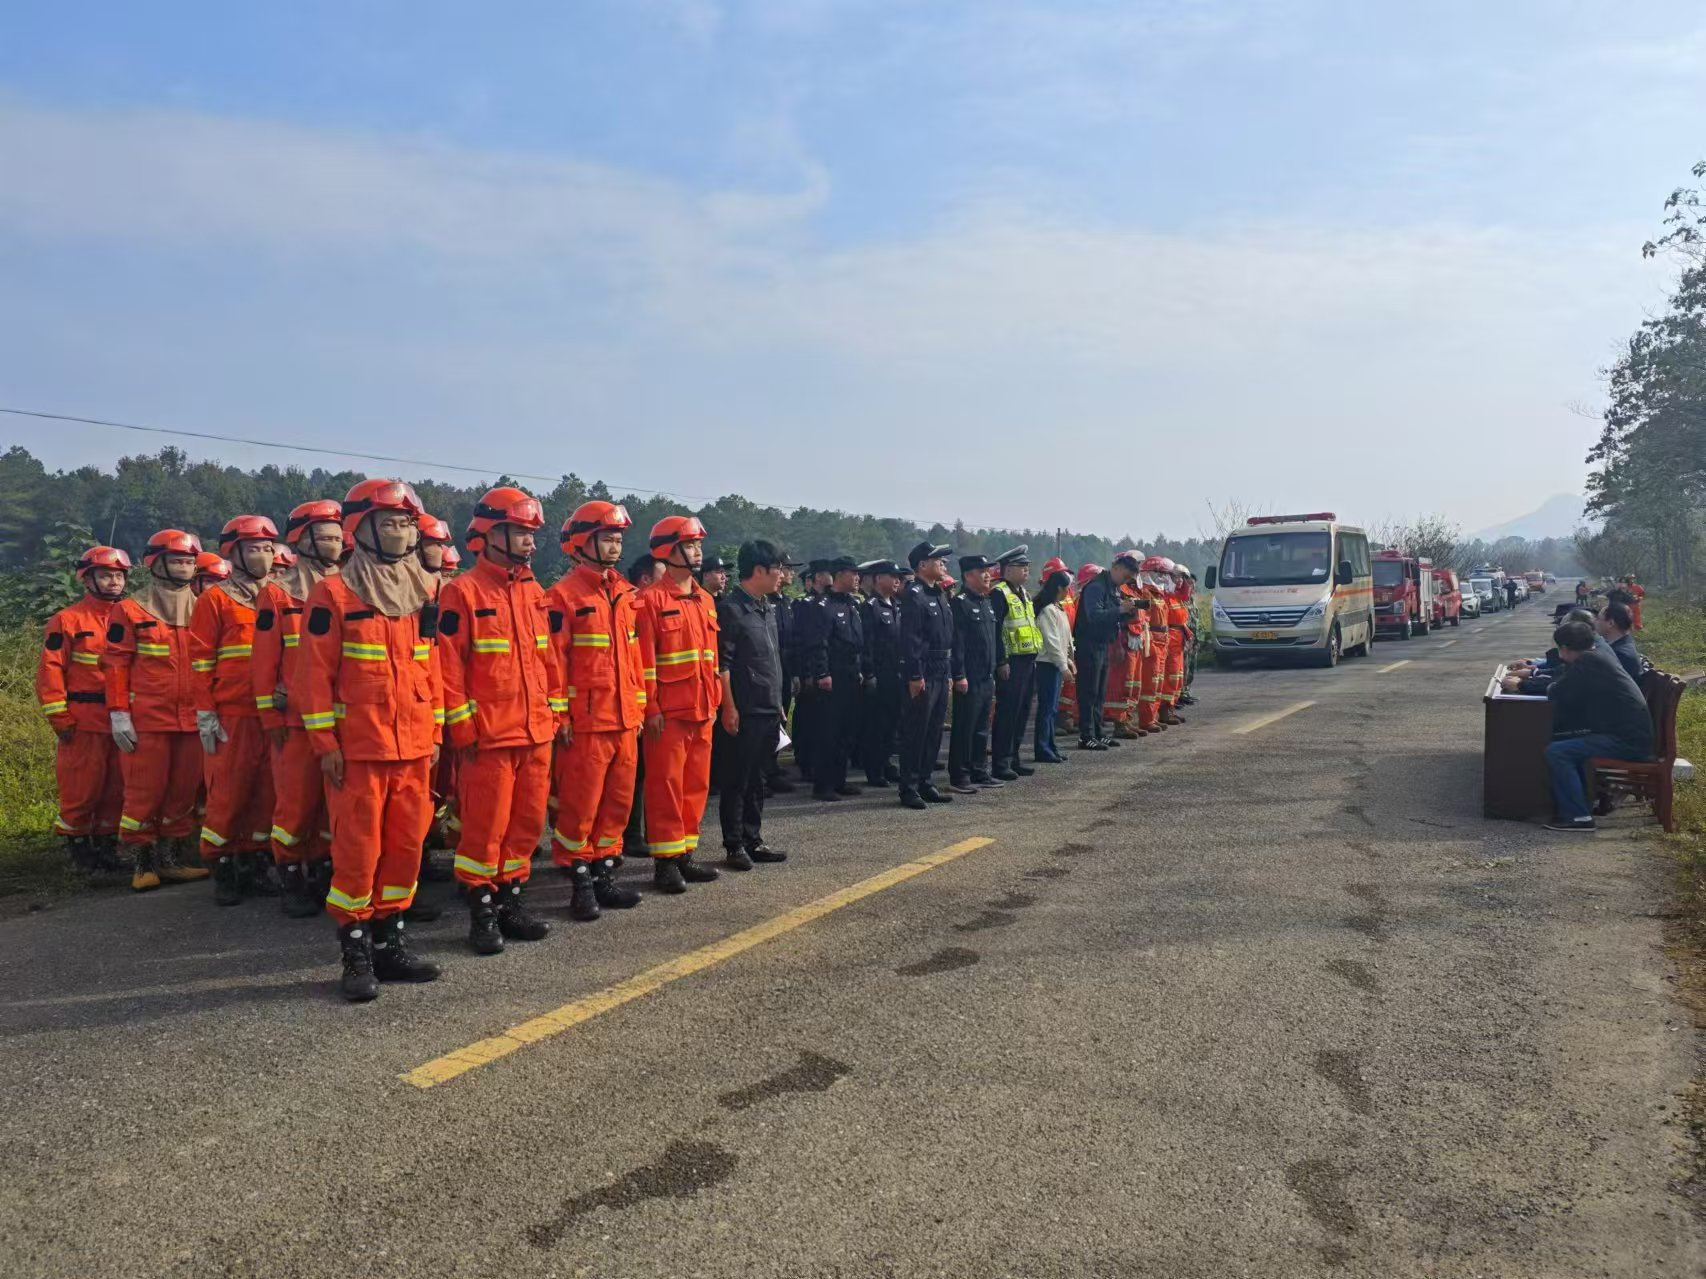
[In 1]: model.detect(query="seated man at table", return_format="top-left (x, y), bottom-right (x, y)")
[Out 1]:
top-left (1503, 609), bottom-right (1600, 693)
top-left (1539, 620), bottom-right (1653, 833)
top-left (1594, 601), bottom-right (1644, 681)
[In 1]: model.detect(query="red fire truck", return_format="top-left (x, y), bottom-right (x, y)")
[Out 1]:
top-left (1372, 550), bottom-right (1436, 639)
top-left (1431, 566), bottom-right (1463, 628)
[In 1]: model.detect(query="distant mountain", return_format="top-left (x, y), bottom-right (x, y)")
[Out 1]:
top-left (1470, 494), bottom-right (1591, 544)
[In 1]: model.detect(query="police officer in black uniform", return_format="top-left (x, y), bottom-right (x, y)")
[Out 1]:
top-left (860, 560), bottom-right (906, 787)
top-left (765, 553), bottom-right (802, 794)
top-left (797, 555), bottom-right (867, 801)
top-left (790, 559), bottom-right (831, 784)
top-left (948, 553), bottom-right (1002, 793)
top-left (896, 541), bottom-right (960, 810)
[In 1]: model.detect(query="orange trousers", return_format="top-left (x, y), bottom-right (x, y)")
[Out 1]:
top-left (199, 715), bottom-right (275, 860)
top-left (269, 728), bottom-right (330, 865)
top-left (53, 729), bottom-right (123, 838)
top-left (642, 717), bottom-right (714, 858)
top-left (453, 741), bottom-right (551, 888)
top-left (119, 731), bottom-right (203, 845)
top-left (1102, 642), bottom-right (1134, 728)
top-left (325, 756), bottom-right (431, 924)
top-left (552, 728), bottom-right (639, 866)
top-left (1137, 644), bottom-right (1166, 729)
top-left (1163, 639), bottom-right (1186, 706)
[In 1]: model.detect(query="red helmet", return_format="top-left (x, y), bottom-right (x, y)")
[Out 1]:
top-left (649, 514), bottom-right (707, 562)
top-left (1041, 555), bottom-right (1069, 577)
top-left (143, 529), bottom-right (202, 567)
top-left (1076, 562), bottom-right (1103, 588)
top-left (466, 486), bottom-right (543, 550)
top-left (273, 545), bottom-right (298, 570)
top-left (284, 499), bottom-right (343, 541)
top-left (75, 545), bottom-right (133, 578)
top-left (218, 514), bottom-right (280, 552)
top-left (440, 544), bottom-right (462, 571)
top-left (341, 478), bottom-right (424, 537)
top-left (562, 500), bottom-right (633, 560)
top-left (417, 514), bottom-right (452, 545)
top-left (194, 551), bottom-right (231, 581)
top-left (1139, 554), bottom-right (1175, 574)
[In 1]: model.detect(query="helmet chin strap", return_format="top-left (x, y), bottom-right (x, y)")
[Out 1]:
top-left (358, 524), bottom-right (413, 566)
top-left (301, 530), bottom-right (340, 568)
top-left (486, 526), bottom-right (532, 568)
top-left (87, 578), bottom-right (125, 603)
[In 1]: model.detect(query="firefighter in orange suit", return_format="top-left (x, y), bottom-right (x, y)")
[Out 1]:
top-left (439, 486), bottom-right (569, 954)
top-left (253, 499), bottom-right (345, 917)
top-left (635, 515), bottom-right (723, 894)
top-left (1623, 575), bottom-right (1644, 630)
top-left (37, 546), bottom-right (130, 873)
top-left (105, 530), bottom-right (211, 890)
top-left (1136, 555), bottom-right (1172, 733)
top-left (298, 478), bottom-right (443, 1001)
top-left (546, 500), bottom-right (648, 921)
top-left (1106, 558), bottom-right (1148, 740)
top-left (190, 515), bottom-right (280, 905)
top-left (1161, 565), bottom-right (1191, 724)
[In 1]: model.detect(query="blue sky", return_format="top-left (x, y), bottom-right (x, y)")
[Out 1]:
top-left (1, 1), bottom-right (1702, 537)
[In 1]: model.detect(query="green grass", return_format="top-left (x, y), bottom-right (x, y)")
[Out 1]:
top-left (0, 624), bottom-right (90, 897)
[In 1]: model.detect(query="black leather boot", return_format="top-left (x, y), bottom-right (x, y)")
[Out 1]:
top-left (467, 888), bottom-right (505, 955)
top-left (594, 858), bottom-right (642, 908)
top-left (237, 851), bottom-right (279, 897)
top-left (567, 862), bottom-right (601, 922)
top-left (495, 883), bottom-right (551, 941)
top-left (653, 857), bottom-right (687, 895)
top-left (678, 853), bottom-right (719, 883)
top-left (337, 923), bottom-right (379, 1002)
top-left (212, 855), bottom-right (242, 906)
top-left (371, 915), bottom-right (441, 983)
top-left (279, 863), bottom-right (322, 918)
top-left (66, 836), bottom-right (99, 873)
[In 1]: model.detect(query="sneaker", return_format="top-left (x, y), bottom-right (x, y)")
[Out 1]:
top-left (970, 773), bottom-right (1005, 789)
top-left (950, 780), bottom-right (978, 795)
top-left (991, 767), bottom-right (1019, 782)
top-left (1544, 818), bottom-right (1596, 832)
top-left (1078, 740), bottom-right (1106, 752)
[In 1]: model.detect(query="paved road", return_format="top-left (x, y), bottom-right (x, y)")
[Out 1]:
top-left (1, 606), bottom-right (1699, 1278)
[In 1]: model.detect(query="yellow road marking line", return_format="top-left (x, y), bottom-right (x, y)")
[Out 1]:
top-left (1377, 659), bottom-right (1412, 673)
top-left (1231, 701), bottom-right (1314, 735)
top-left (401, 836), bottom-right (997, 1090)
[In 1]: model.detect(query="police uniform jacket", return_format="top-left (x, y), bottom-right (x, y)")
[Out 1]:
top-left (899, 579), bottom-right (962, 681)
top-left (952, 590), bottom-right (1001, 682)
top-left (799, 590), bottom-right (867, 682)
top-left (863, 594), bottom-right (904, 682)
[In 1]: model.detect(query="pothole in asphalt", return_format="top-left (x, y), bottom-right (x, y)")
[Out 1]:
top-left (526, 1140), bottom-right (738, 1248)
top-left (896, 947), bottom-right (981, 976)
top-left (717, 1050), bottom-right (851, 1112)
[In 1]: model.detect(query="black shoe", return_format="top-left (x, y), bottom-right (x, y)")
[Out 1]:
top-left (920, 784), bottom-right (953, 804)
top-left (899, 790), bottom-right (928, 810)
top-left (237, 851), bottom-right (279, 897)
top-left (764, 774), bottom-right (796, 794)
top-left (724, 847), bottom-right (754, 871)
top-left (213, 855), bottom-right (242, 907)
top-left (308, 857), bottom-right (334, 903)
top-left (972, 773), bottom-right (1005, 788)
top-left (812, 789), bottom-right (842, 802)
top-left (467, 889), bottom-right (506, 954)
top-left (748, 844), bottom-right (787, 864)
top-left (371, 915), bottom-right (441, 983)
top-left (1099, 737), bottom-right (1123, 749)
top-left (594, 858), bottom-right (642, 908)
top-left (991, 767), bottom-right (1019, 782)
top-left (679, 854), bottom-right (720, 883)
top-left (1078, 739), bottom-right (1106, 752)
top-left (1544, 818), bottom-right (1596, 832)
top-left (950, 780), bottom-right (978, 795)
top-left (91, 834), bottom-right (125, 873)
top-left (280, 863), bottom-right (322, 918)
top-left (834, 783), bottom-right (863, 797)
top-left (337, 923), bottom-right (379, 1002)
top-left (567, 863), bottom-right (602, 922)
top-left (653, 857), bottom-right (687, 894)
top-left (496, 883), bottom-right (551, 940)
top-left (1010, 762), bottom-right (1036, 777)
top-left (66, 836), bottom-right (100, 873)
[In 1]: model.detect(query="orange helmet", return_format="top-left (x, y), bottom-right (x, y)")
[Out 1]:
top-left (1041, 555), bottom-right (1069, 577)
top-left (273, 545), bottom-right (297, 571)
top-left (466, 486), bottom-right (543, 551)
top-left (562, 500), bottom-right (633, 561)
top-left (440, 544), bottom-right (462, 571)
top-left (417, 514), bottom-right (452, 544)
top-left (649, 514), bottom-right (707, 565)
top-left (143, 529), bottom-right (202, 567)
top-left (75, 545), bottom-right (133, 577)
top-left (217, 514), bottom-right (279, 552)
top-left (194, 551), bottom-right (231, 581)
top-left (1076, 562), bottom-right (1103, 588)
top-left (284, 499), bottom-right (343, 542)
top-left (341, 478), bottom-right (423, 537)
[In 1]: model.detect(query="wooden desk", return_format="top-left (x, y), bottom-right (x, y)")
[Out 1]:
top-left (1483, 667), bottom-right (1553, 821)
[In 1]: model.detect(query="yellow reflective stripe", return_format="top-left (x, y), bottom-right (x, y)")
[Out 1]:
top-left (471, 638), bottom-right (511, 653)
top-left (535, 634), bottom-right (549, 650)
top-left (191, 659), bottom-right (216, 671)
top-left (502, 858), bottom-right (529, 873)
top-left (326, 886), bottom-right (371, 912)
top-left (270, 824), bottom-right (300, 847)
top-left (412, 643), bottom-right (431, 661)
top-left (342, 642), bottom-right (387, 661)
top-left (300, 711), bottom-right (336, 730)
top-left (656, 649), bottom-right (699, 665)
top-left (548, 697), bottom-right (569, 713)
top-left (334, 703), bottom-right (347, 720)
top-left (71, 650), bottom-right (101, 666)
top-left (433, 707), bottom-right (446, 725)
top-left (647, 838), bottom-right (689, 855)
top-left (40, 699), bottom-right (67, 715)
top-left (199, 826), bottom-right (228, 847)
top-left (642, 667), bottom-right (657, 679)
top-left (380, 882), bottom-right (418, 902)
top-left (444, 700), bottom-right (475, 725)
top-left (282, 634), bottom-right (300, 649)
top-left (571, 633), bottom-right (612, 647)
top-left (635, 691), bottom-right (647, 704)
top-left (596, 836), bottom-right (618, 848)
top-left (453, 854), bottom-right (497, 877)
top-left (216, 644), bottom-right (252, 659)
top-left (137, 642), bottom-right (170, 656)
top-left (255, 694), bottom-right (279, 710)
top-left (552, 829), bottom-right (587, 851)
top-left (119, 815), bottom-right (147, 832)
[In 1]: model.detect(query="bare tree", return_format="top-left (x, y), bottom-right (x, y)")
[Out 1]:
top-left (1198, 498), bottom-right (1271, 543)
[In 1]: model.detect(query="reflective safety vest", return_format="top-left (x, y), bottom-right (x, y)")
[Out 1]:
top-left (992, 582), bottom-right (1043, 656)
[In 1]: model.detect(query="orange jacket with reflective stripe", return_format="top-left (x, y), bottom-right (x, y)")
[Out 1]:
top-left (544, 563), bottom-right (646, 733)
top-left (103, 598), bottom-right (197, 733)
top-left (188, 586), bottom-right (262, 717)
top-left (36, 594), bottom-right (114, 733)
top-left (437, 557), bottom-right (565, 750)
top-left (295, 576), bottom-right (442, 762)
top-left (252, 580), bottom-right (312, 729)
top-left (635, 576), bottom-right (722, 723)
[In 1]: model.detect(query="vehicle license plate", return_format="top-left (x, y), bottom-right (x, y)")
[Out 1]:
top-left (1251, 630), bottom-right (1277, 640)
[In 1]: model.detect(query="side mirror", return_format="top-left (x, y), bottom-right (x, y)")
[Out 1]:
top-left (1204, 566), bottom-right (1217, 590)
top-left (1334, 561), bottom-right (1353, 586)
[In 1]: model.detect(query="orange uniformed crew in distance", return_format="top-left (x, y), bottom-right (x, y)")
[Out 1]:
top-left (297, 478), bottom-right (444, 1001)
top-left (546, 500), bottom-right (648, 921)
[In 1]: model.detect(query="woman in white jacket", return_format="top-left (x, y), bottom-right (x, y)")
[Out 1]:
top-left (1032, 568), bottom-right (1075, 763)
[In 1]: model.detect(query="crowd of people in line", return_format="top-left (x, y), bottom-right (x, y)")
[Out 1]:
top-left (35, 481), bottom-right (1203, 1000)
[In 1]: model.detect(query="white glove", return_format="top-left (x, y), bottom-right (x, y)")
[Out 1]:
top-left (197, 710), bottom-right (229, 755)
top-left (110, 710), bottom-right (138, 754)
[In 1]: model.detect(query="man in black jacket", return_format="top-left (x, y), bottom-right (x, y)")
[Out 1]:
top-left (860, 560), bottom-right (906, 787)
top-left (896, 541), bottom-right (961, 810)
top-left (1542, 621), bottom-right (1653, 832)
top-left (948, 554), bottom-right (1002, 793)
top-left (1595, 601), bottom-right (1644, 681)
top-left (717, 541), bottom-right (791, 866)
top-left (1072, 553), bottom-right (1140, 750)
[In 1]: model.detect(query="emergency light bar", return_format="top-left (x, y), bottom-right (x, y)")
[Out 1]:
top-left (1245, 512), bottom-right (1337, 525)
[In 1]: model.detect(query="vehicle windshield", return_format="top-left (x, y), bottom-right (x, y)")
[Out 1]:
top-left (1468, 578), bottom-right (1492, 593)
top-left (1372, 561), bottom-right (1405, 587)
top-left (1218, 531), bottom-right (1331, 587)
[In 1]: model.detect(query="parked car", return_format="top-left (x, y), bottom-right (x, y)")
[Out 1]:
top-left (1460, 589), bottom-right (1482, 619)
top-left (1466, 576), bottom-right (1500, 612)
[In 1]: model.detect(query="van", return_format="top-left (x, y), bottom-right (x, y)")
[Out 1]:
top-left (1204, 513), bottom-right (1375, 668)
